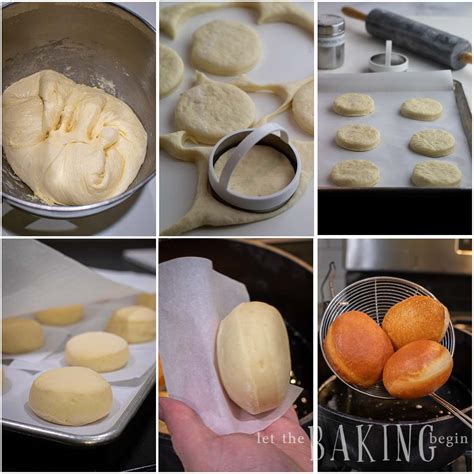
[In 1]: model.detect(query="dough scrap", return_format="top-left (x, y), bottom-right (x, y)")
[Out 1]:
top-left (160, 44), bottom-right (184, 98)
top-left (175, 72), bottom-right (256, 145)
top-left (333, 93), bottom-right (375, 117)
top-left (409, 129), bottom-right (455, 157)
top-left (3, 318), bottom-right (44, 354)
top-left (160, 131), bottom-right (313, 235)
top-left (401, 98), bottom-right (443, 121)
top-left (335, 124), bottom-right (381, 151)
top-left (35, 304), bottom-right (83, 326)
top-left (411, 161), bottom-right (461, 187)
top-left (192, 20), bottom-right (262, 76)
top-left (3, 70), bottom-right (147, 205)
top-left (107, 305), bottom-right (156, 343)
top-left (330, 160), bottom-right (380, 187)
top-left (292, 80), bottom-right (314, 135)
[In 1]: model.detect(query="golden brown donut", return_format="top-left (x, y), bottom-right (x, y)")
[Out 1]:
top-left (323, 311), bottom-right (394, 387)
top-left (383, 340), bottom-right (453, 399)
top-left (382, 296), bottom-right (449, 349)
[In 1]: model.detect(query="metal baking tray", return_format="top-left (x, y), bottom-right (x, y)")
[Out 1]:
top-left (2, 366), bottom-right (156, 446)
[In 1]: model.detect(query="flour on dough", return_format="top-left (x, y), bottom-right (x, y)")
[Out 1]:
top-left (330, 160), bottom-right (379, 187)
top-left (192, 20), bottom-right (262, 76)
top-left (333, 93), bottom-right (374, 117)
top-left (335, 124), bottom-right (381, 151)
top-left (411, 161), bottom-right (461, 187)
top-left (409, 129), bottom-right (455, 157)
top-left (160, 44), bottom-right (184, 98)
top-left (401, 98), bottom-right (443, 121)
top-left (3, 70), bottom-right (147, 205)
top-left (292, 80), bottom-right (314, 135)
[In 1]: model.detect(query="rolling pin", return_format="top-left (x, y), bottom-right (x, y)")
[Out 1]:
top-left (343, 6), bottom-right (472, 70)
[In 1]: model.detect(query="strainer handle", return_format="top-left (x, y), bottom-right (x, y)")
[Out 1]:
top-left (430, 392), bottom-right (472, 428)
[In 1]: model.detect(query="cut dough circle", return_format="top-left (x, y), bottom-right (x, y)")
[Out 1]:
top-left (107, 305), bottom-right (156, 343)
top-left (160, 44), bottom-right (184, 98)
top-left (3, 318), bottom-right (44, 354)
top-left (335, 124), bottom-right (381, 151)
top-left (136, 293), bottom-right (156, 310)
top-left (331, 160), bottom-right (380, 187)
top-left (333, 93), bottom-right (375, 117)
top-left (411, 161), bottom-right (462, 187)
top-left (175, 80), bottom-right (256, 144)
top-left (292, 80), bottom-right (314, 135)
top-left (409, 129), bottom-right (455, 157)
top-left (192, 20), bottom-right (262, 76)
top-left (35, 304), bottom-right (83, 326)
top-left (29, 367), bottom-right (113, 426)
top-left (65, 331), bottom-right (129, 373)
top-left (401, 98), bottom-right (443, 121)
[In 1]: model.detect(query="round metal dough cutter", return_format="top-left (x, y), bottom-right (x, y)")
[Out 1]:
top-left (208, 123), bottom-right (302, 213)
top-left (369, 40), bottom-right (409, 72)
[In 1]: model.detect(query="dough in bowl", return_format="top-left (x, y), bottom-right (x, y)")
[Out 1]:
top-left (3, 318), bottom-right (44, 354)
top-left (160, 44), bottom-right (184, 98)
top-left (333, 93), bottom-right (375, 116)
top-left (292, 80), bottom-right (314, 135)
top-left (107, 305), bottom-right (156, 343)
top-left (330, 160), bottom-right (380, 187)
top-left (335, 124), bottom-right (381, 151)
top-left (401, 98), bottom-right (443, 121)
top-left (3, 70), bottom-right (147, 205)
top-left (191, 20), bottom-right (262, 76)
top-left (409, 129), bottom-right (455, 157)
top-left (411, 161), bottom-right (462, 188)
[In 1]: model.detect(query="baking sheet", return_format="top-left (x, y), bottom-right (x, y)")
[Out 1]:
top-left (318, 70), bottom-right (472, 189)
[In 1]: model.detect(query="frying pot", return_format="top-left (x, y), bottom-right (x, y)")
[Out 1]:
top-left (159, 239), bottom-right (313, 472)
top-left (318, 327), bottom-right (472, 471)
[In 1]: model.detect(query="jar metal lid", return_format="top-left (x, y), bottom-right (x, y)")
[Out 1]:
top-left (318, 14), bottom-right (345, 36)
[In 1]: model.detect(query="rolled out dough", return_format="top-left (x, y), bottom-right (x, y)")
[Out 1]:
top-left (160, 44), bottom-right (184, 98)
top-left (330, 160), bottom-right (380, 187)
top-left (333, 93), bottom-right (375, 117)
top-left (401, 98), bottom-right (443, 121)
top-left (409, 129), bottom-right (455, 157)
top-left (411, 161), bottom-right (461, 187)
top-left (292, 80), bottom-right (314, 135)
top-left (335, 124), bottom-right (381, 152)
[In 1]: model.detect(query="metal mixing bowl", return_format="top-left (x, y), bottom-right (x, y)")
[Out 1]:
top-left (2, 2), bottom-right (156, 218)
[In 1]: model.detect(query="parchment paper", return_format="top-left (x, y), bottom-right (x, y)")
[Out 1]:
top-left (159, 257), bottom-right (303, 435)
top-left (318, 70), bottom-right (472, 188)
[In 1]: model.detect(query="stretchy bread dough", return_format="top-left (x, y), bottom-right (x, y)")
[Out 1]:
top-left (65, 332), bottom-right (129, 372)
top-left (107, 305), bottom-right (156, 343)
top-left (330, 160), bottom-right (380, 187)
top-left (3, 318), bottom-right (44, 354)
top-left (3, 70), bottom-right (147, 205)
top-left (333, 93), bottom-right (375, 116)
top-left (216, 302), bottom-right (291, 414)
top-left (401, 98), bottom-right (443, 121)
top-left (214, 145), bottom-right (294, 196)
top-left (160, 131), bottom-right (313, 235)
top-left (35, 304), bottom-right (83, 326)
top-left (192, 20), bottom-right (262, 76)
top-left (335, 124), bottom-right (381, 151)
top-left (175, 73), bottom-right (256, 144)
top-left (411, 161), bottom-right (462, 187)
top-left (160, 44), bottom-right (184, 98)
top-left (136, 293), bottom-right (156, 310)
top-left (409, 129), bottom-right (455, 157)
top-left (29, 367), bottom-right (113, 426)
top-left (292, 80), bottom-right (314, 135)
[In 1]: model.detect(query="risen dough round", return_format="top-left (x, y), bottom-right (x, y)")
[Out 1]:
top-left (330, 160), bottom-right (380, 187)
top-left (106, 305), bottom-right (156, 343)
top-left (401, 98), bottom-right (443, 121)
top-left (29, 367), bottom-right (113, 426)
top-left (35, 304), bottom-right (83, 326)
top-left (136, 293), bottom-right (156, 310)
top-left (65, 331), bottom-right (129, 372)
top-left (292, 80), bottom-right (314, 135)
top-left (2, 318), bottom-right (44, 354)
top-left (175, 81), bottom-right (256, 144)
top-left (160, 44), bottom-right (184, 98)
top-left (411, 161), bottom-right (462, 187)
top-left (3, 70), bottom-right (147, 205)
top-left (335, 124), bottom-right (381, 151)
top-left (214, 145), bottom-right (294, 196)
top-left (409, 129), bottom-right (455, 157)
top-left (333, 93), bottom-right (375, 117)
top-left (192, 20), bottom-right (262, 76)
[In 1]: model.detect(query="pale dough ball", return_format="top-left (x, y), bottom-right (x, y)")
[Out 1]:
top-left (409, 129), bottom-right (455, 157)
top-left (136, 293), bottom-right (156, 310)
top-left (160, 44), bottom-right (184, 98)
top-left (191, 20), bottom-right (262, 76)
top-left (214, 145), bottom-right (294, 196)
top-left (333, 93), bottom-right (375, 117)
top-left (330, 160), bottom-right (380, 187)
top-left (175, 81), bottom-right (256, 144)
top-left (292, 80), bottom-right (314, 135)
top-left (29, 367), bottom-right (113, 426)
top-left (65, 332), bottom-right (129, 373)
top-left (35, 304), bottom-right (83, 326)
top-left (106, 305), bottom-right (156, 343)
top-left (401, 98), bottom-right (443, 121)
top-left (3, 318), bottom-right (44, 354)
top-left (411, 161), bottom-right (462, 187)
top-left (335, 124), bottom-right (381, 151)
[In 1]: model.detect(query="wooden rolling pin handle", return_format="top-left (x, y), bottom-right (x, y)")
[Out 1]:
top-left (341, 6), bottom-right (368, 21)
top-left (460, 52), bottom-right (472, 64)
